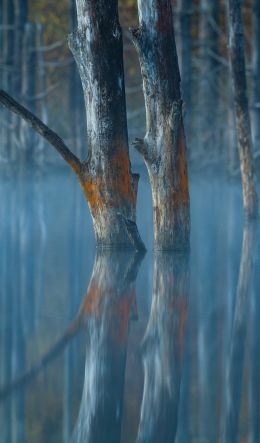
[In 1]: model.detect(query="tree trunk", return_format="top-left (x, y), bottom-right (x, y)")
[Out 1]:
top-left (20, 22), bottom-right (37, 157)
top-left (197, 0), bottom-right (220, 161)
top-left (227, 0), bottom-right (258, 219)
top-left (68, 0), bottom-right (85, 158)
top-left (68, 0), bottom-right (143, 249)
top-left (178, 0), bottom-right (192, 138)
top-left (132, 0), bottom-right (190, 251)
top-left (1, 0), bottom-right (15, 161)
top-left (252, 0), bottom-right (260, 150)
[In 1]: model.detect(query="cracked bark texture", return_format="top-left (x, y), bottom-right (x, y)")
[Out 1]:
top-left (68, 0), bottom-right (143, 249)
top-left (132, 0), bottom-right (190, 251)
top-left (227, 0), bottom-right (258, 219)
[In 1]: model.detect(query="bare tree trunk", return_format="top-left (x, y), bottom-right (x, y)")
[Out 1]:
top-left (132, 0), bottom-right (190, 251)
top-left (35, 24), bottom-right (48, 161)
top-left (66, 0), bottom-right (144, 249)
top-left (68, 0), bottom-right (85, 158)
top-left (20, 22), bottom-right (37, 158)
top-left (178, 0), bottom-right (193, 138)
top-left (227, 0), bottom-right (258, 219)
top-left (197, 0), bottom-right (220, 161)
top-left (1, 0), bottom-right (15, 161)
top-left (0, 2), bottom-right (145, 251)
top-left (252, 0), bottom-right (260, 150)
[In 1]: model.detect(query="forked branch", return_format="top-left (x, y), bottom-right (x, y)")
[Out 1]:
top-left (0, 90), bottom-right (82, 176)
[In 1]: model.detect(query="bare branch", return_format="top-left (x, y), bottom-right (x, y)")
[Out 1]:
top-left (0, 90), bottom-right (82, 175)
top-left (132, 137), bottom-right (148, 159)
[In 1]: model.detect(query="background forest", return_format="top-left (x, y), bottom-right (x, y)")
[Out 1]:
top-left (1, 0), bottom-right (259, 173)
top-left (0, 2), bottom-right (260, 443)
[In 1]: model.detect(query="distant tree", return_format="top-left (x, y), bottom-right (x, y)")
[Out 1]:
top-left (227, 0), bottom-right (258, 219)
top-left (178, 0), bottom-right (193, 136)
top-left (132, 0), bottom-right (190, 251)
top-left (0, 0), bottom-right (145, 251)
top-left (252, 0), bottom-right (260, 149)
top-left (197, 0), bottom-right (221, 160)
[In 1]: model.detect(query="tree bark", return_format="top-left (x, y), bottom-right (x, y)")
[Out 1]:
top-left (252, 0), bottom-right (260, 149)
top-left (178, 0), bottom-right (192, 136)
top-left (132, 0), bottom-right (190, 251)
top-left (227, 0), bottom-right (258, 219)
top-left (68, 0), bottom-right (85, 158)
top-left (68, 0), bottom-right (143, 249)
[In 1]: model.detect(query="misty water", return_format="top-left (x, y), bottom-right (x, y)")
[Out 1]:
top-left (0, 164), bottom-right (260, 443)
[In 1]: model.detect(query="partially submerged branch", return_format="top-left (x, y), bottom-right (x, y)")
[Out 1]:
top-left (0, 90), bottom-right (82, 176)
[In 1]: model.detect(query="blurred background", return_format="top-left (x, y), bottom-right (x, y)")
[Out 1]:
top-left (0, 0), bottom-right (259, 173)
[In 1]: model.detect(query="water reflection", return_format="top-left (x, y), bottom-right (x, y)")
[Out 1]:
top-left (0, 168), bottom-right (260, 443)
top-left (224, 222), bottom-right (258, 443)
top-left (71, 251), bottom-right (142, 443)
top-left (136, 253), bottom-right (189, 443)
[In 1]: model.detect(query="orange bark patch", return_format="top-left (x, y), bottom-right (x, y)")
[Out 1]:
top-left (111, 149), bottom-right (134, 203)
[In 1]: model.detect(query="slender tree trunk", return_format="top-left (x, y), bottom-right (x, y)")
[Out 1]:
top-left (1, 0), bottom-right (15, 161)
top-left (132, 0), bottom-right (190, 251)
top-left (197, 0), bottom-right (220, 161)
top-left (227, 0), bottom-right (258, 219)
top-left (68, 0), bottom-right (144, 249)
top-left (252, 0), bottom-right (260, 150)
top-left (178, 0), bottom-right (192, 137)
top-left (20, 22), bottom-right (37, 157)
top-left (35, 24), bottom-right (48, 161)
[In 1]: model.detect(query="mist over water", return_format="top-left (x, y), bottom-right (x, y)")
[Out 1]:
top-left (0, 164), bottom-right (259, 443)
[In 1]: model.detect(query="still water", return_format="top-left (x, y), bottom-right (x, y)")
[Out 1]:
top-left (0, 165), bottom-right (259, 443)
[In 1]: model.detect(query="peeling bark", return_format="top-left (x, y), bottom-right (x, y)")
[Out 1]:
top-left (68, 0), bottom-right (144, 249)
top-left (132, 0), bottom-right (190, 251)
top-left (227, 0), bottom-right (258, 219)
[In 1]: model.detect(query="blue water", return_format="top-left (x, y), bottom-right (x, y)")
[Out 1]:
top-left (0, 164), bottom-right (259, 443)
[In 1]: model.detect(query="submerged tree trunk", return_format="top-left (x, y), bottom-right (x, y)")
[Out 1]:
top-left (68, 0), bottom-right (143, 249)
top-left (252, 0), bottom-right (260, 150)
top-left (227, 0), bottom-right (258, 219)
top-left (132, 0), bottom-right (190, 251)
top-left (0, 1), bottom-right (145, 251)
